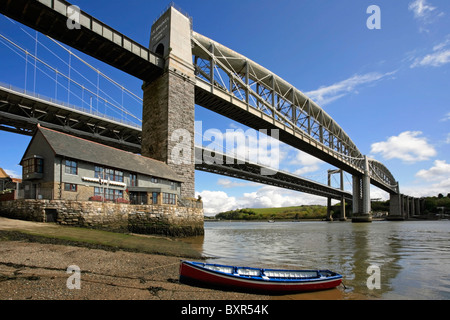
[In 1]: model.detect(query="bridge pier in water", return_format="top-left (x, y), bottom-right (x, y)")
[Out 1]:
top-left (387, 179), bottom-right (424, 220)
top-left (388, 192), bottom-right (405, 221)
top-left (326, 169), bottom-right (347, 221)
top-left (351, 156), bottom-right (372, 223)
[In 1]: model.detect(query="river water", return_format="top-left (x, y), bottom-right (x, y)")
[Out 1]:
top-left (184, 220), bottom-right (450, 300)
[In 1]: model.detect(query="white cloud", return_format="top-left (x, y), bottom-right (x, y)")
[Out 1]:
top-left (408, 0), bottom-right (437, 19)
top-left (202, 127), bottom-right (284, 169)
top-left (446, 133), bottom-right (450, 144)
top-left (441, 112), bottom-right (450, 122)
top-left (370, 131), bottom-right (437, 163)
top-left (411, 36), bottom-right (450, 68)
top-left (402, 160), bottom-right (450, 196)
top-left (196, 190), bottom-right (238, 216)
top-left (416, 160), bottom-right (450, 181)
top-left (411, 49), bottom-right (450, 68)
top-left (3, 169), bottom-right (21, 179)
top-left (370, 186), bottom-right (390, 201)
top-left (289, 150), bottom-right (323, 175)
top-left (408, 0), bottom-right (443, 32)
top-left (305, 71), bottom-right (396, 106)
top-left (197, 186), bottom-right (326, 216)
top-left (433, 38), bottom-right (450, 52)
top-left (217, 178), bottom-right (259, 188)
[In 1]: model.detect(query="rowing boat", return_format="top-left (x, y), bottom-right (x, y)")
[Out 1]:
top-left (179, 260), bottom-right (342, 293)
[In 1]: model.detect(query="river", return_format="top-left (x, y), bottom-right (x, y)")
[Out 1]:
top-left (184, 220), bottom-right (450, 300)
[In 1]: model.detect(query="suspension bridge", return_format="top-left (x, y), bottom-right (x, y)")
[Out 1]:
top-left (0, 0), bottom-right (420, 222)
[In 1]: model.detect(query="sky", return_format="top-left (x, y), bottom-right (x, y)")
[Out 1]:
top-left (0, 0), bottom-right (449, 216)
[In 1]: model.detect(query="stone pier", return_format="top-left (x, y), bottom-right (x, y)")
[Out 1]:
top-left (141, 6), bottom-right (196, 200)
top-left (388, 192), bottom-right (405, 221)
top-left (140, 6), bottom-right (203, 236)
top-left (352, 156), bottom-right (372, 222)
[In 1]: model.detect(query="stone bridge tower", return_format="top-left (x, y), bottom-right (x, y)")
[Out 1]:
top-left (141, 6), bottom-right (196, 200)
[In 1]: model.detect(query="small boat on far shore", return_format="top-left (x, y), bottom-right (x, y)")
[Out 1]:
top-left (179, 261), bottom-right (342, 293)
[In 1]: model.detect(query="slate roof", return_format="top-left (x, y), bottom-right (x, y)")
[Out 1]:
top-left (32, 126), bottom-right (182, 182)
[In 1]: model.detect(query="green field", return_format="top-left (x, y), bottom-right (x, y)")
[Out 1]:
top-left (214, 205), bottom-right (328, 221)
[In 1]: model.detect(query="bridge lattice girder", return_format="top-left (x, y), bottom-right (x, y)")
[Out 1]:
top-left (191, 32), bottom-right (397, 193)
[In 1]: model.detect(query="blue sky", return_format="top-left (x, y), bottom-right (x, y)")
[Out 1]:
top-left (0, 0), bottom-right (449, 215)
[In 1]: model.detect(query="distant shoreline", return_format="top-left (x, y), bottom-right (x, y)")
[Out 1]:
top-left (204, 218), bottom-right (326, 222)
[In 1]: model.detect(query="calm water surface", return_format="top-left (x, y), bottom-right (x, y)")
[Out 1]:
top-left (184, 220), bottom-right (450, 300)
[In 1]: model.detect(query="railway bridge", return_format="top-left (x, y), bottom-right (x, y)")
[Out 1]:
top-left (0, 0), bottom-right (419, 221)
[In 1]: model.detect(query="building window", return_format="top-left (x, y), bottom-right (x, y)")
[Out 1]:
top-left (130, 173), bottom-right (137, 187)
top-left (94, 187), bottom-right (102, 198)
top-left (105, 168), bottom-right (114, 181)
top-left (95, 166), bottom-right (123, 182)
top-left (64, 183), bottom-right (77, 192)
top-left (163, 193), bottom-right (176, 205)
top-left (94, 166), bottom-right (104, 179)
top-left (94, 187), bottom-right (123, 201)
top-left (115, 170), bottom-right (124, 182)
top-left (151, 177), bottom-right (158, 183)
top-left (65, 160), bottom-right (78, 175)
top-left (23, 158), bottom-right (44, 174)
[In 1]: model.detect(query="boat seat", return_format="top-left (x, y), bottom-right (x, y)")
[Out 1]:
top-left (204, 265), bottom-right (234, 274)
top-left (236, 268), bottom-right (261, 277)
top-left (264, 270), bottom-right (318, 279)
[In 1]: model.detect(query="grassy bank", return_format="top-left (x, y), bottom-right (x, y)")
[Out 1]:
top-left (215, 205), bottom-right (328, 220)
top-left (0, 218), bottom-right (202, 259)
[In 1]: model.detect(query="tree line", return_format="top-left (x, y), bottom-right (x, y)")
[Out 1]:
top-left (213, 194), bottom-right (450, 220)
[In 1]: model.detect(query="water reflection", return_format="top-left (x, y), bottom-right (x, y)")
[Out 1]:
top-left (183, 220), bottom-right (450, 299)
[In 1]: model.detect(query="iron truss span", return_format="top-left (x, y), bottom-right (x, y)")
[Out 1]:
top-left (191, 32), bottom-right (397, 194)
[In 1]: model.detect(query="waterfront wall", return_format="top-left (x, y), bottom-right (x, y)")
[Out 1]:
top-left (0, 199), bottom-right (204, 237)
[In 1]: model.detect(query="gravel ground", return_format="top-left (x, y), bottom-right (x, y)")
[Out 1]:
top-left (0, 240), bottom-right (271, 300)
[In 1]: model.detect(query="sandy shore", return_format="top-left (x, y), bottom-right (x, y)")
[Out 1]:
top-left (0, 217), bottom-right (268, 300)
top-left (0, 241), bottom-right (270, 300)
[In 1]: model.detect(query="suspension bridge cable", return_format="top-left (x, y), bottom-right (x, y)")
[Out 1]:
top-left (0, 32), bottom-right (141, 123)
top-left (46, 35), bottom-right (143, 103)
top-left (2, 18), bottom-right (142, 115)
top-left (3, 15), bottom-right (143, 105)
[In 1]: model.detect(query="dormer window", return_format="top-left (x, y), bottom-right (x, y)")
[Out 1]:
top-left (23, 157), bottom-right (44, 174)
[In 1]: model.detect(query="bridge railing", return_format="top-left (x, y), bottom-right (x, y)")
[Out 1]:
top-left (0, 82), bottom-right (141, 130)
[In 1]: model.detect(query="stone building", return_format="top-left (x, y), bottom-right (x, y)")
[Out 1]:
top-left (20, 125), bottom-right (183, 205)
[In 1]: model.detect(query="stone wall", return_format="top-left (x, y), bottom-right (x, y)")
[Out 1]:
top-left (0, 199), bottom-right (204, 237)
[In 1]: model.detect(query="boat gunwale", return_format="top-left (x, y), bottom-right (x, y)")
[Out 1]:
top-left (181, 260), bottom-right (342, 284)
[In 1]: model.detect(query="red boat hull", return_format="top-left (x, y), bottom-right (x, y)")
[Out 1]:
top-left (179, 261), bottom-right (342, 293)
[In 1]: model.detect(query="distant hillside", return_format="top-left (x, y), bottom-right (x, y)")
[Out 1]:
top-left (213, 194), bottom-right (450, 221)
top-left (215, 205), bottom-right (327, 220)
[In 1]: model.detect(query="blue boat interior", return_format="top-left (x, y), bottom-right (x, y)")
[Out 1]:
top-left (184, 261), bottom-right (341, 281)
